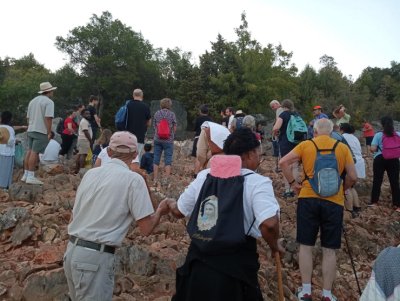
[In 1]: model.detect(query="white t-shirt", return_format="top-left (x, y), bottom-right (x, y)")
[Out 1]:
top-left (68, 159), bottom-right (154, 246)
top-left (0, 125), bottom-right (16, 156)
top-left (227, 115), bottom-right (235, 131)
top-left (177, 168), bottom-right (280, 238)
top-left (27, 95), bottom-right (54, 134)
top-left (78, 118), bottom-right (92, 141)
top-left (39, 139), bottom-right (61, 163)
top-left (342, 133), bottom-right (366, 178)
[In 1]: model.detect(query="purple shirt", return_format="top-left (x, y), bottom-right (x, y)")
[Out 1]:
top-left (153, 109), bottom-right (177, 143)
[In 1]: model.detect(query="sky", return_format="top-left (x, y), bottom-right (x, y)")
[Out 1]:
top-left (1, 0), bottom-right (399, 80)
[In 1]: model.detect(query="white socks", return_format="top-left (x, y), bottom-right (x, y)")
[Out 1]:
top-left (302, 283), bottom-right (311, 295)
top-left (322, 289), bottom-right (332, 299)
top-left (27, 171), bottom-right (34, 178)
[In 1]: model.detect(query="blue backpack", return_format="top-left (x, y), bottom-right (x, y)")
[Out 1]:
top-left (305, 139), bottom-right (342, 197)
top-left (235, 116), bottom-right (244, 129)
top-left (115, 100), bottom-right (130, 130)
top-left (286, 113), bottom-right (308, 144)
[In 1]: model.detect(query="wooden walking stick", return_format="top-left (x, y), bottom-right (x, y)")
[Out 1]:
top-left (275, 252), bottom-right (284, 301)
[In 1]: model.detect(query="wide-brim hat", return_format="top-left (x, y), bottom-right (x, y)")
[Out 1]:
top-left (38, 82), bottom-right (57, 94)
top-left (235, 110), bottom-right (244, 115)
top-left (0, 127), bottom-right (10, 144)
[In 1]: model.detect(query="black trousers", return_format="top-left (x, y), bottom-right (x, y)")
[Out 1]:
top-left (371, 155), bottom-right (400, 206)
top-left (60, 134), bottom-right (75, 156)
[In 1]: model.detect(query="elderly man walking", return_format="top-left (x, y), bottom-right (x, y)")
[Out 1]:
top-left (64, 131), bottom-right (169, 301)
top-left (21, 82), bottom-right (56, 185)
top-left (279, 118), bottom-right (357, 301)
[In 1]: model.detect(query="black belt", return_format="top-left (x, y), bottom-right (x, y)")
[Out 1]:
top-left (69, 235), bottom-right (116, 254)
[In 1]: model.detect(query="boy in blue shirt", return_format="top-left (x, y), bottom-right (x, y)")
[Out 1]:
top-left (140, 143), bottom-right (154, 175)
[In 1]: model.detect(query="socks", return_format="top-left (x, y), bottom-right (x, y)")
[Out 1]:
top-left (27, 171), bottom-right (34, 178)
top-left (24, 170), bottom-right (28, 177)
top-left (322, 289), bottom-right (332, 299)
top-left (302, 283), bottom-right (311, 295)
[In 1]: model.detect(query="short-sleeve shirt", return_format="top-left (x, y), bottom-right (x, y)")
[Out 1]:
top-left (275, 107), bottom-right (284, 120)
top-left (293, 135), bottom-right (354, 206)
top-left (62, 117), bottom-right (78, 135)
top-left (78, 118), bottom-right (92, 141)
top-left (153, 109), bottom-right (177, 143)
top-left (177, 168), bottom-right (280, 238)
top-left (126, 100), bottom-right (151, 144)
top-left (336, 113), bottom-right (351, 126)
top-left (40, 139), bottom-right (61, 162)
top-left (363, 123), bottom-right (375, 138)
top-left (68, 159), bottom-right (154, 246)
top-left (278, 111), bottom-right (291, 140)
top-left (27, 95), bottom-right (54, 134)
top-left (0, 125), bottom-right (16, 156)
top-left (371, 131), bottom-right (400, 159)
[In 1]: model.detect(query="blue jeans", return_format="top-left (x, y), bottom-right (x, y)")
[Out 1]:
top-left (153, 140), bottom-right (173, 166)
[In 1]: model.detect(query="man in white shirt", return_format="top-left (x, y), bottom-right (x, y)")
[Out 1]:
top-left (64, 131), bottom-right (169, 300)
top-left (39, 131), bottom-right (61, 165)
top-left (225, 107), bottom-right (235, 132)
top-left (74, 109), bottom-right (92, 174)
top-left (22, 82), bottom-right (56, 185)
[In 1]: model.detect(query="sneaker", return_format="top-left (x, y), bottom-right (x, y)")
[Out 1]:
top-left (367, 202), bottom-right (377, 207)
top-left (26, 177), bottom-right (44, 185)
top-left (297, 287), bottom-right (312, 301)
top-left (321, 295), bottom-right (337, 301)
top-left (21, 174), bottom-right (27, 182)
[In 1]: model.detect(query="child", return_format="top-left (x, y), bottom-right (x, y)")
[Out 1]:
top-left (140, 143), bottom-right (154, 175)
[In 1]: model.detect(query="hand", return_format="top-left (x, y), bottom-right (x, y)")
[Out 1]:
top-left (157, 199), bottom-right (170, 216)
top-left (291, 182), bottom-right (302, 195)
top-left (47, 133), bottom-right (52, 140)
top-left (271, 239), bottom-right (285, 259)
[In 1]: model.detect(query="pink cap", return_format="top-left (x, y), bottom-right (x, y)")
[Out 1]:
top-left (109, 131), bottom-right (137, 153)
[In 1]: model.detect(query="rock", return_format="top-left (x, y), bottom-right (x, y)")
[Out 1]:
top-left (34, 244), bottom-right (65, 264)
top-left (0, 207), bottom-right (29, 231)
top-left (0, 282), bottom-right (7, 296)
top-left (42, 228), bottom-right (57, 242)
top-left (10, 219), bottom-right (35, 246)
top-left (8, 183), bottom-right (43, 203)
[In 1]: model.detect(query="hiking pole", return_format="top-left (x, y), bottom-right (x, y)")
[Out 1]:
top-left (275, 252), bottom-right (284, 301)
top-left (342, 224), bottom-right (362, 296)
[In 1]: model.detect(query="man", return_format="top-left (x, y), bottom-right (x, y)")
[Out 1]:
top-left (87, 95), bottom-right (101, 143)
top-left (230, 109), bottom-right (246, 132)
top-left (166, 128), bottom-right (283, 300)
top-left (39, 131), bottom-right (61, 166)
top-left (225, 107), bottom-right (235, 132)
top-left (269, 100), bottom-right (283, 172)
top-left (21, 82), bottom-right (56, 185)
top-left (279, 118), bottom-right (357, 301)
top-left (125, 88), bottom-right (151, 160)
top-left (64, 131), bottom-right (169, 301)
top-left (74, 109), bottom-right (92, 174)
top-left (308, 105), bottom-right (329, 138)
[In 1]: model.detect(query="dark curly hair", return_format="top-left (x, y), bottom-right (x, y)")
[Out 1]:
top-left (339, 123), bottom-right (355, 134)
top-left (223, 128), bottom-right (260, 156)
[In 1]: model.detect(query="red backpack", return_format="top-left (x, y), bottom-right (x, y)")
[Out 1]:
top-left (382, 132), bottom-right (400, 159)
top-left (157, 112), bottom-right (170, 140)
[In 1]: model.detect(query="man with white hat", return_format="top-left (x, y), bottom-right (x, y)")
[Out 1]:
top-left (64, 131), bottom-right (169, 300)
top-left (21, 82), bottom-right (56, 185)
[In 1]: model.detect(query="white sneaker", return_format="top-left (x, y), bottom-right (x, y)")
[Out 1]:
top-left (21, 174), bottom-right (27, 182)
top-left (26, 177), bottom-right (43, 185)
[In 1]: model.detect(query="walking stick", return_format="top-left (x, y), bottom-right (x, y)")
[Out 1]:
top-left (342, 225), bottom-right (362, 296)
top-left (275, 252), bottom-right (284, 301)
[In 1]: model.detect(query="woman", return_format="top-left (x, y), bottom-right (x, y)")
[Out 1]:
top-left (59, 109), bottom-right (77, 161)
top-left (153, 98), bottom-right (177, 183)
top-left (370, 116), bottom-right (400, 211)
top-left (340, 123), bottom-right (365, 217)
top-left (0, 111), bottom-right (16, 190)
top-left (92, 128), bottom-right (112, 165)
top-left (362, 119), bottom-right (375, 155)
top-left (272, 99), bottom-right (298, 197)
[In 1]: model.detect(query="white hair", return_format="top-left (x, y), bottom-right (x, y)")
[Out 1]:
top-left (269, 99), bottom-right (280, 106)
top-left (314, 118), bottom-right (333, 135)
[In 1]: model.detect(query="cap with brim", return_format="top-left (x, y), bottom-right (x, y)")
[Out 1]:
top-left (0, 127), bottom-right (10, 144)
top-left (38, 82), bottom-right (57, 94)
top-left (313, 105), bottom-right (322, 110)
top-left (109, 131), bottom-right (137, 154)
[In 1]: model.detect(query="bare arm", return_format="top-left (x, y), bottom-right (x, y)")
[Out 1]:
top-left (370, 145), bottom-right (377, 153)
top-left (259, 214), bottom-right (284, 256)
top-left (146, 118), bottom-right (151, 127)
top-left (343, 162), bottom-right (357, 190)
top-left (272, 117), bottom-right (283, 136)
top-left (45, 117), bottom-right (53, 139)
top-left (94, 114), bottom-right (101, 128)
top-left (165, 198), bottom-right (185, 219)
top-left (279, 151), bottom-right (302, 194)
top-left (135, 200), bottom-right (169, 236)
top-left (94, 158), bottom-right (101, 168)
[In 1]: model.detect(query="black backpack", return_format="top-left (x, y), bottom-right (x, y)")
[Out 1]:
top-left (186, 172), bottom-right (254, 255)
top-left (56, 118), bottom-right (64, 135)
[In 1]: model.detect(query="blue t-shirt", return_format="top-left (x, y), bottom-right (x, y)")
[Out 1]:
top-left (371, 131), bottom-right (400, 159)
top-left (140, 152), bottom-right (154, 174)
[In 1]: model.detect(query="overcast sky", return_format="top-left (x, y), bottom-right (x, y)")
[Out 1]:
top-left (1, 0), bottom-right (399, 79)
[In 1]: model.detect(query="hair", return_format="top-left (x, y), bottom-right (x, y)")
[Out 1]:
top-left (269, 99), bottom-right (280, 106)
top-left (89, 95), bottom-right (99, 102)
top-left (50, 131), bottom-right (55, 139)
top-left (81, 108), bottom-right (90, 116)
top-left (381, 116), bottom-right (395, 136)
top-left (74, 103), bottom-right (85, 111)
top-left (1, 111), bottom-right (12, 125)
top-left (314, 118), bottom-right (334, 135)
top-left (223, 128), bottom-right (260, 156)
top-left (199, 104), bottom-right (209, 115)
top-left (199, 196), bottom-right (217, 217)
top-left (242, 115), bottom-right (256, 130)
top-left (340, 123), bottom-right (355, 134)
top-left (281, 99), bottom-right (294, 111)
top-left (66, 109), bottom-right (74, 117)
top-left (133, 89), bottom-right (143, 98)
top-left (97, 129), bottom-right (112, 145)
top-left (226, 107), bottom-right (234, 114)
top-left (144, 143), bottom-right (152, 152)
top-left (160, 98), bottom-right (172, 109)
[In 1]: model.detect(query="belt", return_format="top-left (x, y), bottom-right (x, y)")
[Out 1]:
top-left (69, 235), bottom-right (116, 254)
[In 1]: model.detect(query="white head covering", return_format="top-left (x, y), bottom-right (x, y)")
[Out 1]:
top-left (200, 121), bottom-right (231, 150)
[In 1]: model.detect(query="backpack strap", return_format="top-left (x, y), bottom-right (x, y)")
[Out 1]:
top-left (243, 172), bottom-right (257, 236)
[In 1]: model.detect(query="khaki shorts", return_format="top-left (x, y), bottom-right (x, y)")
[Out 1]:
top-left (77, 139), bottom-right (91, 155)
top-left (27, 132), bottom-right (49, 154)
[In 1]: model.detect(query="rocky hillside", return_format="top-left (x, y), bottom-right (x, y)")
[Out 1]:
top-left (0, 141), bottom-right (399, 301)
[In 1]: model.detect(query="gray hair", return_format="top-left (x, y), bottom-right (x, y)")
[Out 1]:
top-left (133, 89), bottom-right (143, 98)
top-left (313, 118), bottom-right (333, 135)
top-left (281, 99), bottom-right (294, 111)
top-left (242, 115), bottom-right (256, 130)
top-left (269, 99), bottom-right (280, 106)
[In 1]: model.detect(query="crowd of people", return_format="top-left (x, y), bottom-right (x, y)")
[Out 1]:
top-left (1, 82), bottom-right (399, 301)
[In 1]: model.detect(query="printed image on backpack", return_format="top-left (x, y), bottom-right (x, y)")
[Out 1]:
top-left (115, 100), bottom-right (130, 130)
top-left (305, 140), bottom-right (342, 197)
top-left (381, 133), bottom-right (400, 159)
top-left (197, 196), bottom-right (218, 231)
top-left (287, 113), bottom-right (308, 144)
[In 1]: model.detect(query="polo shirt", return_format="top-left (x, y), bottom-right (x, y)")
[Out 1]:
top-left (292, 135), bottom-right (354, 206)
top-left (68, 159), bottom-right (154, 246)
top-left (177, 168), bottom-right (280, 238)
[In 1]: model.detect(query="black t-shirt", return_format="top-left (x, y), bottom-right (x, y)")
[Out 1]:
top-left (194, 115), bottom-right (213, 136)
top-left (87, 105), bottom-right (97, 128)
top-left (126, 99), bottom-right (151, 143)
top-left (278, 111), bottom-right (291, 140)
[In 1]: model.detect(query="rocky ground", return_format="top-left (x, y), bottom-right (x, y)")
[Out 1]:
top-left (0, 140), bottom-right (399, 301)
